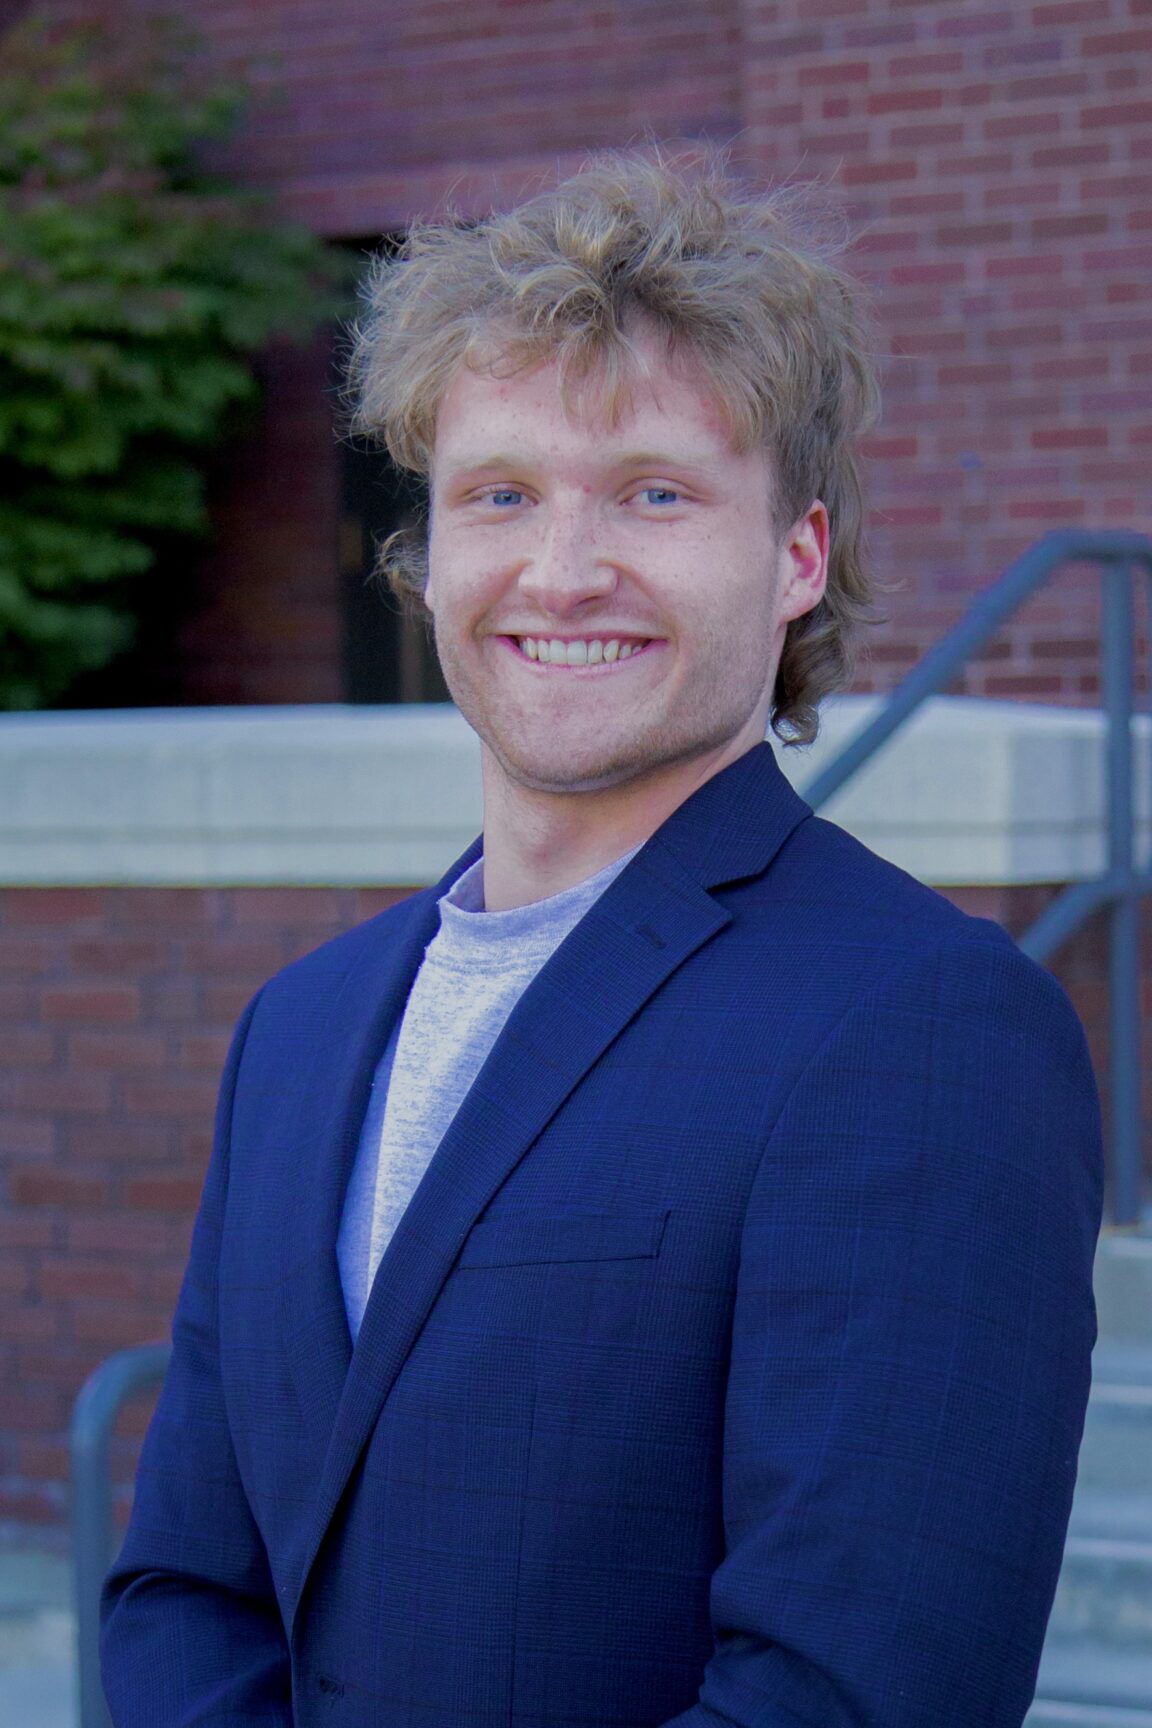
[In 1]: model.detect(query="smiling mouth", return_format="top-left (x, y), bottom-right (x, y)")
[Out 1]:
top-left (510, 635), bottom-right (655, 666)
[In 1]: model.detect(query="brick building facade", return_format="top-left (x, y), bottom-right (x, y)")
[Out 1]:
top-left (1, 0), bottom-right (1150, 1543)
top-left (31, 0), bottom-right (1152, 707)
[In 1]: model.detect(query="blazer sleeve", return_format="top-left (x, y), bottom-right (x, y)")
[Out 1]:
top-left (661, 932), bottom-right (1103, 1728)
top-left (100, 989), bottom-right (293, 1728)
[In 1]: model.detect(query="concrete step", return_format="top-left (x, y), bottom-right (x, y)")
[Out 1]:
top-left (1078, 1345), bottom-right (1152, 1497)
top-left (1033, 1646), bottom-right (1152, 1717)
top-left (1028, 1705), bottom-right (1152, 1726)
top-left (0, 1551), bottom-right (75, 1728)
top-left (1094, 1231), bottom-right (1152, 1348)
top-left (1047, 1502), bottom-right (1152, 1651)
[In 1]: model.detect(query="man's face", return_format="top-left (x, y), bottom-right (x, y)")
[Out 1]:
top-left (426, 333), bottom-right (828, 802)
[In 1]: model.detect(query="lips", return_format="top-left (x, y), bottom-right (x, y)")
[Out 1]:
top-left (513, 636), bottom-right (653, 665)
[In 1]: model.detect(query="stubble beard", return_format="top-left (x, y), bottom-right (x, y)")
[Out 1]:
top-left (434, 623), bottom-right (770, 800)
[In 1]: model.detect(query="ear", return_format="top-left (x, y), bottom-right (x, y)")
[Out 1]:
top-left (777, 500), bottom-right (829, 624)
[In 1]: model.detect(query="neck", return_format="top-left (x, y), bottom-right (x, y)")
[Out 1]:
top-left (478, 738), bottom-right (759, 912)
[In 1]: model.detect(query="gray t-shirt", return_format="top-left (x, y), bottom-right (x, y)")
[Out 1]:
top-left (336, 848), bottom-right (637, 1339)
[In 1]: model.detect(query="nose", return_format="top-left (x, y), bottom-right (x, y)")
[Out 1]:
top-left (516, 503), bottom-right (618, 616)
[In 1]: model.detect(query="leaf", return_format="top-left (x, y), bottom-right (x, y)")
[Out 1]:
top-left (0, 7), bottom-right (351, 707)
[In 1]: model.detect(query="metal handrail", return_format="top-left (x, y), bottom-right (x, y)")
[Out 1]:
top-left (70, 1343), bottom-right (171, 1728)
top-left (801, 527), bottom-right (1152, 1226)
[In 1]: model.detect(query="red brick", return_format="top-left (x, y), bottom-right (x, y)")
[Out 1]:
top-left (67, 1214), bottom-right (188, 1257)
top-left (67, 1030), bottom-right (168, 1071)
top-left (1006, 497), bottom-right (1088, 521)
top-left (1083, 101), bottom-right (1152, 127)
top-left (867, 87), bottom-right (945, 116)
top-left (123, 1175), bottom-right (206, 1212)
top-left (122, 1074), bottom-right (219, 1118)
top-left (986, 324), bottom-right (1064, 348)
top-left (890, 261), bottom-right (967, 286)
top-left (1006, 72), bottom-right (1091, 101)
top-left (40, 984), bottom-right (140, 1026)
top-left (57, 1117), bottom-right (174, 1165)
top-left (12, 1072), bottom-right (113, 1114)
top-left (986, 253), bottom-right (1065, 278)
top-left (5, 890), bottom-right (106, 927)
top-left (1105, 65), bottom-right (1142, 90)
top-left (1030, 0), bottom-right (1108, 21)
top-left (938, 363), bottom-right (1013, 385)
top-left (938, 222), bottom-right (1015, 246)
top-left (10, 1169), bottom-right (109, 1208)
top-left (0, 1488), bottom-right (62, 1524)
top-left (19, 1441), bottom-right (70, 1481)
top-left (178, 932), bottom-right (287, 974)
top-left (935, 10), bottom-right (1015, 37)
top-left (71, 1303), bottom-right (168, 1348)
top-left (69, 936), bottom-right (164, 973)
top-left (841, 158), bottom-right (921, 187)
top-left (1082, 27), bottom-right (1152, 53)
top-left (984, 111), bottom-right (1062, 141)
top-left (889, 122), bottom-right (967, 150)
top-left (936, 149), bottom-right (1017, 177)
top-left (888, 50), bottom-right (965, 78)
top-left (985, 179), bottom-right (1061, 210)
top-left (1082, 174), bottom-right (1152, 201)
top-left (1032, 212), bottom-right (1111, 239)
top-left (116, 889), bottom-right (213, 928)
top-left (1031, 426), bottom-right (1110, 449)
top-left (38, 1258), bottom-right (145, 1303)
top-left (228, 887), bottom-right (341, 926)
top-left (1033, 142), bottom-right (1112, 167)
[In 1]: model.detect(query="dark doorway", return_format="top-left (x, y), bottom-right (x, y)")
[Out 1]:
top-left (340, 442), bottom-right (450, 704)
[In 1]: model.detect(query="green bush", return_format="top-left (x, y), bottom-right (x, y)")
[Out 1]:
top-left (0, 11), bottom-right (346, 708)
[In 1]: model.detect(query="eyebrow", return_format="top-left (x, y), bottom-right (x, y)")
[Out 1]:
top-left (434, 448), bottom-right (729, 484)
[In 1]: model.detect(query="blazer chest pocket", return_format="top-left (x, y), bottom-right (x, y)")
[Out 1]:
top-left (457, 1209), bottom-right (670, 1269)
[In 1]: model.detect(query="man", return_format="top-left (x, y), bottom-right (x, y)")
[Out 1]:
top-left (102, 151), bottom-right (1102, 1727)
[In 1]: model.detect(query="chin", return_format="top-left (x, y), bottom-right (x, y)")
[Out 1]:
top-left (488, 725), bottom-right (743, 800)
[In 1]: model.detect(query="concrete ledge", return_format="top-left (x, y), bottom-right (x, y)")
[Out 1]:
top-left (0, 696), bottom-right (1148, 887)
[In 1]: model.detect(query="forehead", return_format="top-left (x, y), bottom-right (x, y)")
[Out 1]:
top-left (430, 332), bottom-right (745, 470)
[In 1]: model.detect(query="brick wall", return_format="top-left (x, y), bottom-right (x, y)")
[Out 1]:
top-left (42, 0), bottom-right (1151, 709)
top-left (0, 885), bottom-right (408, 1541)
top-left (0, 879), bottom-right (1145, 1543)
top-left (737, 0), bottom-right (1152, 703)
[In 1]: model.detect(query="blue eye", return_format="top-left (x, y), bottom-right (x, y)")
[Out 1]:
top-left (486, 488), bottom-right (524, 507)
top-left (640, 487), bottom-right (679, 505)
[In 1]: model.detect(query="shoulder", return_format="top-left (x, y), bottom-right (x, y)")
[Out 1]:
top-left (716, 808), bottom-right (1103, 1104)
top-left (250, 886), bottom-right (434, 1019)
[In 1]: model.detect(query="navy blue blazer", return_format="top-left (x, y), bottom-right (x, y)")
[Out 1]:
top-left (102, 744), bottom-right (1102, 1727)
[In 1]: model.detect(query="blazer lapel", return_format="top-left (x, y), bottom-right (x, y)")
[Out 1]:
top-left (279, 844), bottom-right (482, 1458)
top-left (289, 744), bottom-right (811, 1623)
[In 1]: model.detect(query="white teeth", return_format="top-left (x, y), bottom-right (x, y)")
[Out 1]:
top-left (517, 635), bottom-right (643, 663)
